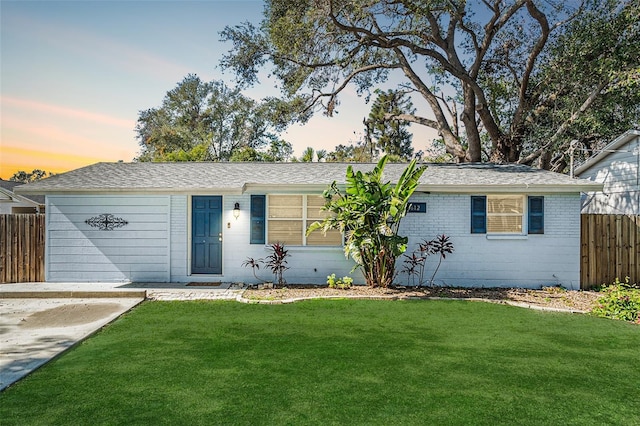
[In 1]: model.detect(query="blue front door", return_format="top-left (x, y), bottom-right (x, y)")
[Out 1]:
top-left (192, 196), bottom-right (222, 274)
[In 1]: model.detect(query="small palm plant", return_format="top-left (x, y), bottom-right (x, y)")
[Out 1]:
top-left (426, 234), bottom-right (454, 286)
top-left (242, 257), bottom-right (264, 282)
top-left (242, 242), bottom-right (291, 287)
top-left (264, 242), bottom-right (290, 286)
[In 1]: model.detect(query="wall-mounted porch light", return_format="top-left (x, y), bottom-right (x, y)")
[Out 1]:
top-left (233, 202), bottom-right (241, 219)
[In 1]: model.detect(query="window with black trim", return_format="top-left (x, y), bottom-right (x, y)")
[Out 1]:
top-left (471, 195), bottom-right (544, 235)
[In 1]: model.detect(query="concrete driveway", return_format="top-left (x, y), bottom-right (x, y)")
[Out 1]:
top-left (0, 297), bottom-right (143, 391)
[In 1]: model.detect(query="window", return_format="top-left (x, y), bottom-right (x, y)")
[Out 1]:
top-left (267, 195), bottom-right (342, 246)
top-left (487, 195), bottom-right (523, 233)
top-left (471, 195), bottom-right (544, 235)
top-left (528, 196), bottom-right (544, 234)
top-left (250, 195), bottom-right (265, 244)
top-left (471, 196), bottom-right (486, 233)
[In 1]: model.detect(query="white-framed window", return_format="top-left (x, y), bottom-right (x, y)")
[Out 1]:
top-left (267, 195), bottom-right (342, 246)
top-left (486, 195), bottom-right (524, 234)
top-left (471, 195), bottom-right (544, 235)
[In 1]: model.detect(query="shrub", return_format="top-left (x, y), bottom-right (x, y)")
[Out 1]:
top-left (591, 277), bottom-right (640, 324)
top-left (401, 234), bottom-right (454, 287)
top-left (327, 274), bottom-right (353, 289)
top-left (242, 257), bottom-right (265, 283)
top-left (264, 242), bottom-right (290, 286)
top-left (242, 242), bottom-right (291, 286)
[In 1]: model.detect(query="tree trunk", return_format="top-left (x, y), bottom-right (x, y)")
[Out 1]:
top-left (538, 149), bottom-right (552, 169)
top-left (491, 134), bottom-right (521, 163)
top-left (361, 246), bottom-right (397, 288)
top-left (394, 48), bottom-right (468, 162)
top-left (461, 84), bottom-right (482, 162)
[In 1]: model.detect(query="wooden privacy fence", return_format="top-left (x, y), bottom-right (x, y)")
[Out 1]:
top-left (0, 214), bottom-right (45, 283)
top-left (581, 214), bottom-right (640, 290)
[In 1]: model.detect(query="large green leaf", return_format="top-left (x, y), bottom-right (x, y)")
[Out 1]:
top-left (305, 155), bottom-right (426, 287)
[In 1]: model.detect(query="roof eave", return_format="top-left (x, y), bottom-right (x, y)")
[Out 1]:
top-left (17, 182), bottom-right (603, 196)
top-left (0, 187), bottom-right (42, 205)
top-left (242, 184), bottom-right (332, 194)
top-left (15, 188), bottom-right (245, 196)
top-left (417, 183), bottom-right (603, 193)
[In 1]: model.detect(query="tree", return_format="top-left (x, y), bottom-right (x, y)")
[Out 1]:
top-left (229, 138), bottom-right (294, 162)
top-left (307, 156), bottom-right (425, 287)
top-left (297, 146), bottom-right (328, 162)
top-left (229, 146), bottom-right (263, 162)
top-left (135, 74), bottom-right (283, 162)
top-left (9, 169), bottom-right (54, 183)
top-left (517, 0), bottom-right (640, 171)
top-left (263, 139), bottom-right (294, 162)
top-left (221, 0), bottom-right (638, 168)
top-left (316, 149), bottom-right (328, 162)
top-left (365, 89), bottom-right (415, 160)
top-left (327, 144), bottom-right (356, 162)
top-left (300, 146), bottom-right (315, 162)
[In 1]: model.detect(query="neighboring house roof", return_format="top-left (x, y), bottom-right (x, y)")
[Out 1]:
top-left (15, 162), bottom-right (602, 195)
top-left (0, 179), bottom-right (45, 206)
top-left (574, 129), bottom-right (640, 176)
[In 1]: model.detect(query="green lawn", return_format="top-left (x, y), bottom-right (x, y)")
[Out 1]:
top-left (1, 300), bottom-right (639, 425)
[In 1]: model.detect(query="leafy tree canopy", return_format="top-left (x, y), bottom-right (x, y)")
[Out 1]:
top-left (519, 0), bottom-right (640, 170)
top-left (9, 169), bottom-right (54, 183)
top-left (326, 143), bottom-right (373, 162)
top-left (135, 74), bottom-right (295, 162)
top-left (221, 0), bottom-right (639, 169)
top-left (229, 139), bottom-right (294, 162)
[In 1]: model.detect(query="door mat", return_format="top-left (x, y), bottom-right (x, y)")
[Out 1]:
top-left (186, 282), bottom-right (222, 287)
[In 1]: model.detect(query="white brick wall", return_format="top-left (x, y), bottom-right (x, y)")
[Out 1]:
top-left (398, 193), bottom-right (581, 289)
top-left (49, 192), bottom-right (583, 289)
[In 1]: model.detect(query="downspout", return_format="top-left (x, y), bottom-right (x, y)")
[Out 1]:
top-left (167, 195), bottom-right (172, 283)
top-left (569, 139), bottom-right (578, 178)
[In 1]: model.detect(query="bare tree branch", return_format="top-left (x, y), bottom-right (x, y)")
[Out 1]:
top-left (392, 46), bottom-right (466, 160)
top-left (304, 62), bottom-right (401, 116)
top-left (510, 1), bottom-right (551, 135)
top-left (518, 78), bottom-right (610, 165)
top-left (383, 112), bottom-right (439, 129)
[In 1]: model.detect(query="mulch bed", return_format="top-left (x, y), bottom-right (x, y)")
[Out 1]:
top-left (242, 285), bottom-right (600, 312)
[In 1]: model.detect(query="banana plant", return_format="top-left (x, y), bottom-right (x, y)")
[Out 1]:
top-left (307, 156), bottom-right (426, 287)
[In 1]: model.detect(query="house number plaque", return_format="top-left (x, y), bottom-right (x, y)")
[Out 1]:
top-left (85, 214), bottom-right (128, 231)
top-left (407, 202), bottom-right (426, 213)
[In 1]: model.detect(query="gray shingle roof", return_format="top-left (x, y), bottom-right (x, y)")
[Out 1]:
top-left (14, 161), bottom-right (602, 195)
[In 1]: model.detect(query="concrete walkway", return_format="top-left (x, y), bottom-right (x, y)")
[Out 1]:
top-left (0, 282), bottom-right (246, 391)
top-left (0, 281), bottom-right (246, 300)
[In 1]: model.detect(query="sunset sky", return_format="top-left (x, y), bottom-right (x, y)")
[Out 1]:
top-left (0, 0), bottom-right (437, 180)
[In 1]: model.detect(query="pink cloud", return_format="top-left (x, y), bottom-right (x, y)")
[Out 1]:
top-left (1, 96), bottom-right (134, 129)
